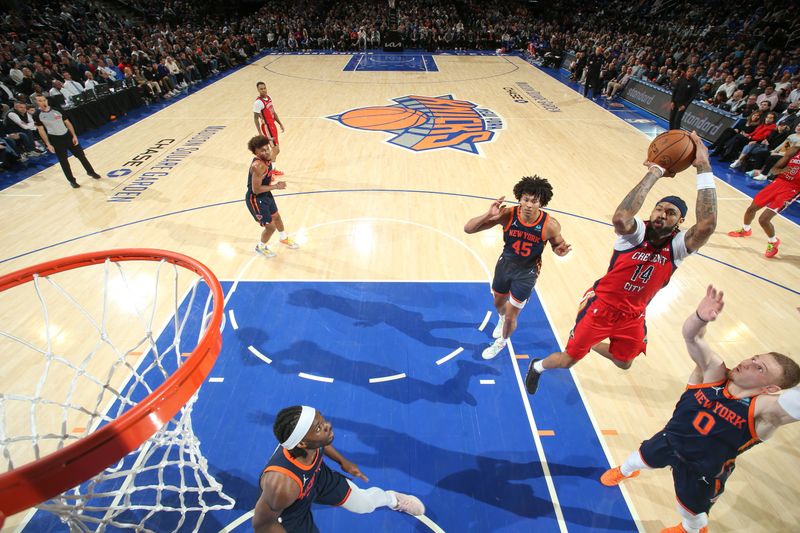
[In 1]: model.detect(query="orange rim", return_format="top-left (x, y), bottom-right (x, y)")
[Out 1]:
top-left (0, 249), bottom-right (224, 517)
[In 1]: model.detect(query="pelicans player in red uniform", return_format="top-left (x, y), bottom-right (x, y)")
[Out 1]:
top-left (526, 131), bottom-right (717, 394)
top-left (253, 81), bottom-right (286, 176)
top-left (600, 286), bottom-right (800, 533)
top-left (727, 144), bottom-right (800, 258)
top-left (465, 175), bottom-right (572, 360)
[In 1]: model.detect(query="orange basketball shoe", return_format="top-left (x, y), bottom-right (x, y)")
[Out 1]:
top-left (660, 524), bottom-right (707, 533)
top-left (272, 169), bottom-right (284, 176)
top-left (600, 466), bottom-right (639, 486)
top-left (726, 227), bottom-right (752, 237)
top-left (280, 238), bottom-right (300, 249)
top-left (765, 239), bottom-right (780, 258)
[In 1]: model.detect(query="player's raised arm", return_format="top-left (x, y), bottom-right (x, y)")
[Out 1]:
top-left (683, 131), bottom-right (717, 252)
top-left (464, 196), bottom-right (509, 234)
top-left (612, 165), bottom-right (667, 236)
top-left (682, 285), bottom-right (727, 384)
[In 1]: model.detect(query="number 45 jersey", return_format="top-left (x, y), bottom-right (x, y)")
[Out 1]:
top-left (591, 216), bottom-right (692, 316)
top-left (501, 207), bottom-right (550, 273)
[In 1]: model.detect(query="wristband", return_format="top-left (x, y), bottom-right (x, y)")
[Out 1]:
top-left (696, 172), bottom-right (716, 190)
top-left (649, 164), bottom-right (666, 176)
top-left (695, 311), bottom-right (708, 323)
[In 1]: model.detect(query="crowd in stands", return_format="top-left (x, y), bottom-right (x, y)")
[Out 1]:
top-left (2, 0), bottom-right (799, 176)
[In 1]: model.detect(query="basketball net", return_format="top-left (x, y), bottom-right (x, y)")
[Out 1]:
top-left (0, 251), bottom-right (233, 531)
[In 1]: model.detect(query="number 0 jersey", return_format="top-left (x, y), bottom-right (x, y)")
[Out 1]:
top-left (592, 217), bottom-right (691, 316)
top-left (500, 207), bottom-right (549, 272)
top-left (662, 378), bottom-right (761, 477)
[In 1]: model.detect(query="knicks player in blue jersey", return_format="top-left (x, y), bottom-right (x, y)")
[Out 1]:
top-left (253, 406), bottom-right (425, 532)
top-left (246, 136), bottom-right (299, 257)
top-left (601, 286), bottom-right (800, 533)
top-left (464, 176), bottom-right (571, 360)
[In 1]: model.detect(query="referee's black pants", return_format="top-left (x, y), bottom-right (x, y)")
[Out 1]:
top-left (50, 133), bottom-right (97, 183)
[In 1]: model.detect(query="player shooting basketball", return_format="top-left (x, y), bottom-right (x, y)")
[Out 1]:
top-left (525, 131), bottom-right (717, 394)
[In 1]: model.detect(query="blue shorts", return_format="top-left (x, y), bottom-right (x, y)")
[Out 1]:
top-left (491, 255), bottom-right (539, 305)
top-left (279, 461), bottom-right (352, 533)
top-left (639, 432), bottom-right (732, 515)
top-left (247, 192), bottom-right (278, 225)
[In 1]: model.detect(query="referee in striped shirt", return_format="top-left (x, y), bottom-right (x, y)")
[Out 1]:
top-left (33, 95), bottom-right (101, 188)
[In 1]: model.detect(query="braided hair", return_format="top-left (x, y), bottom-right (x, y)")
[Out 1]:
top-left (273, 406), bottom-right (308, 458)
top-left (513, 175), bottom-right (553, 207)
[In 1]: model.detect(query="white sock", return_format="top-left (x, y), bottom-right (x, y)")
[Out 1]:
top-left (341, 480), bottom-right (394, 514)
top-left (620, 449), bottom-right (650, 476)
top-left (768, 236), bottom-right (778, 243)
top-left (742, 224), bottom-right (751, 231)
top-left (533, 360), bottom-right (545, 373)
top-left (279, 231), bottom-right (287, 240)
top-left (257, 241), bottom-right (266, 248)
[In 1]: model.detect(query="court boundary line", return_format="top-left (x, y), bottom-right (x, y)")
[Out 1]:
top-left (2, 189), bottom-right (796, 296)
top-left (533, 286), bottom-right (645, 532)
top-left (507, 339), bottom-right (568, 531)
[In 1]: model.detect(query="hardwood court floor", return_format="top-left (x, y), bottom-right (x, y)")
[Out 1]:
top-left (1, 53), bottom-right (798, 532)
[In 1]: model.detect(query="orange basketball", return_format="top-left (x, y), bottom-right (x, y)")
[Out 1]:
top-left (647, 130), bottom-right (696, 174)
top-left (340, 106), bottom-right (427, 131)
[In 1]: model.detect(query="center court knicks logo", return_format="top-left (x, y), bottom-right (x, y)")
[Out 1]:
top-left (328, 95), bottom-right (503, 155)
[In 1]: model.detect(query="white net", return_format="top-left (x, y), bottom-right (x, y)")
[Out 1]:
top-left (0, 254), bottom-right (233, 531)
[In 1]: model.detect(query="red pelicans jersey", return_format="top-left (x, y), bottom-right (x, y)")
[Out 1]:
top-left (591, 217), bottom-right (691, 316)
top-left (776, 149), bottom-right (800, 184)
top-left (253, 95), bottom-right (276, 128)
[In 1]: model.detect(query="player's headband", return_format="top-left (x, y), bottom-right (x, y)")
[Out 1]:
top-left (658, 195), bottom-right (687, 218)
top-left (282, 406), bottom-right (316, 449)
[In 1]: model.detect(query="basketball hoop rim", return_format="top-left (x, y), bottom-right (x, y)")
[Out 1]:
top-left (0, 249), bottom-right (224, 518)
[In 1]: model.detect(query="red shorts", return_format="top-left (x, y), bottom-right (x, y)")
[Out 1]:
top-left (564, 292), bottom-right (647, 362)
top-left (260, 121), bottom-right (279, 145)
top-left (753, 178), bottom-right (799, 213)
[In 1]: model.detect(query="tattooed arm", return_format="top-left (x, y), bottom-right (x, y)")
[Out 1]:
top-left (611, 167), bottom-right (664, 236)
top-left (684, 132), bottom-right (717, 251)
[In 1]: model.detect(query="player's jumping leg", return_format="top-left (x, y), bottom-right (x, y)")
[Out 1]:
top-left (341, 480), bottom-right (424, 516)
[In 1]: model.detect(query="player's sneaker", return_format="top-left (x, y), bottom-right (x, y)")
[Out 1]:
top-left (660, 524), bottom-right (707, 533)
top-left (280, 238), bottom-right (300, 249)
top-left (525, 358), bottom-right (542, 395)
top-left (272, 169), bottom-right (284, 176)
top-left (387, 491), bottom-right (425, 516)
top-left (600, 466), bottom-right (640, 486)
top-left (255, 243), bottom-right (276, 258)
top-left (765, 238), bottom-right (780, 258)
top-left (492, 315), bottom-right (505, 339)
top-left (726, 228), bottom-right (751, 237)
top-left (481, 339), bottom-right (506, 360)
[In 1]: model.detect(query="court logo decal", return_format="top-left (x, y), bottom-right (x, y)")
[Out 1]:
top-left (327, 95), bottom-right (503, 155)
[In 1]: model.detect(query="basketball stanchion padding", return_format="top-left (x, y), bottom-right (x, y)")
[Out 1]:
top-left (0, 249), bottom-right (233, 531)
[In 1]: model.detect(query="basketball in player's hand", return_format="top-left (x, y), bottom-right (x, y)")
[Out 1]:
top-left (647, 130), bottom-right (696, 174)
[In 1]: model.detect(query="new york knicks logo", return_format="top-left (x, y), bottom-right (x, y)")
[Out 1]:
top-left (328, 95), bottom-right (503, 155)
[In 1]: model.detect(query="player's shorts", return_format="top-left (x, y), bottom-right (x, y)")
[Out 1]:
top-left (260, 121), bottom-right (279, 146)
top-left (278, 461), bottom-right (352, 533)
top-left (491, 255), bottom-right (539, 307)
top-left (753, 178), bottom-right (799, 213)
top-left (639, 431), bottom-right (731, 516)
top-left (564, 290), bottom-right (647, 362)
top-left (246, 192), bottom-right (278, 225)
